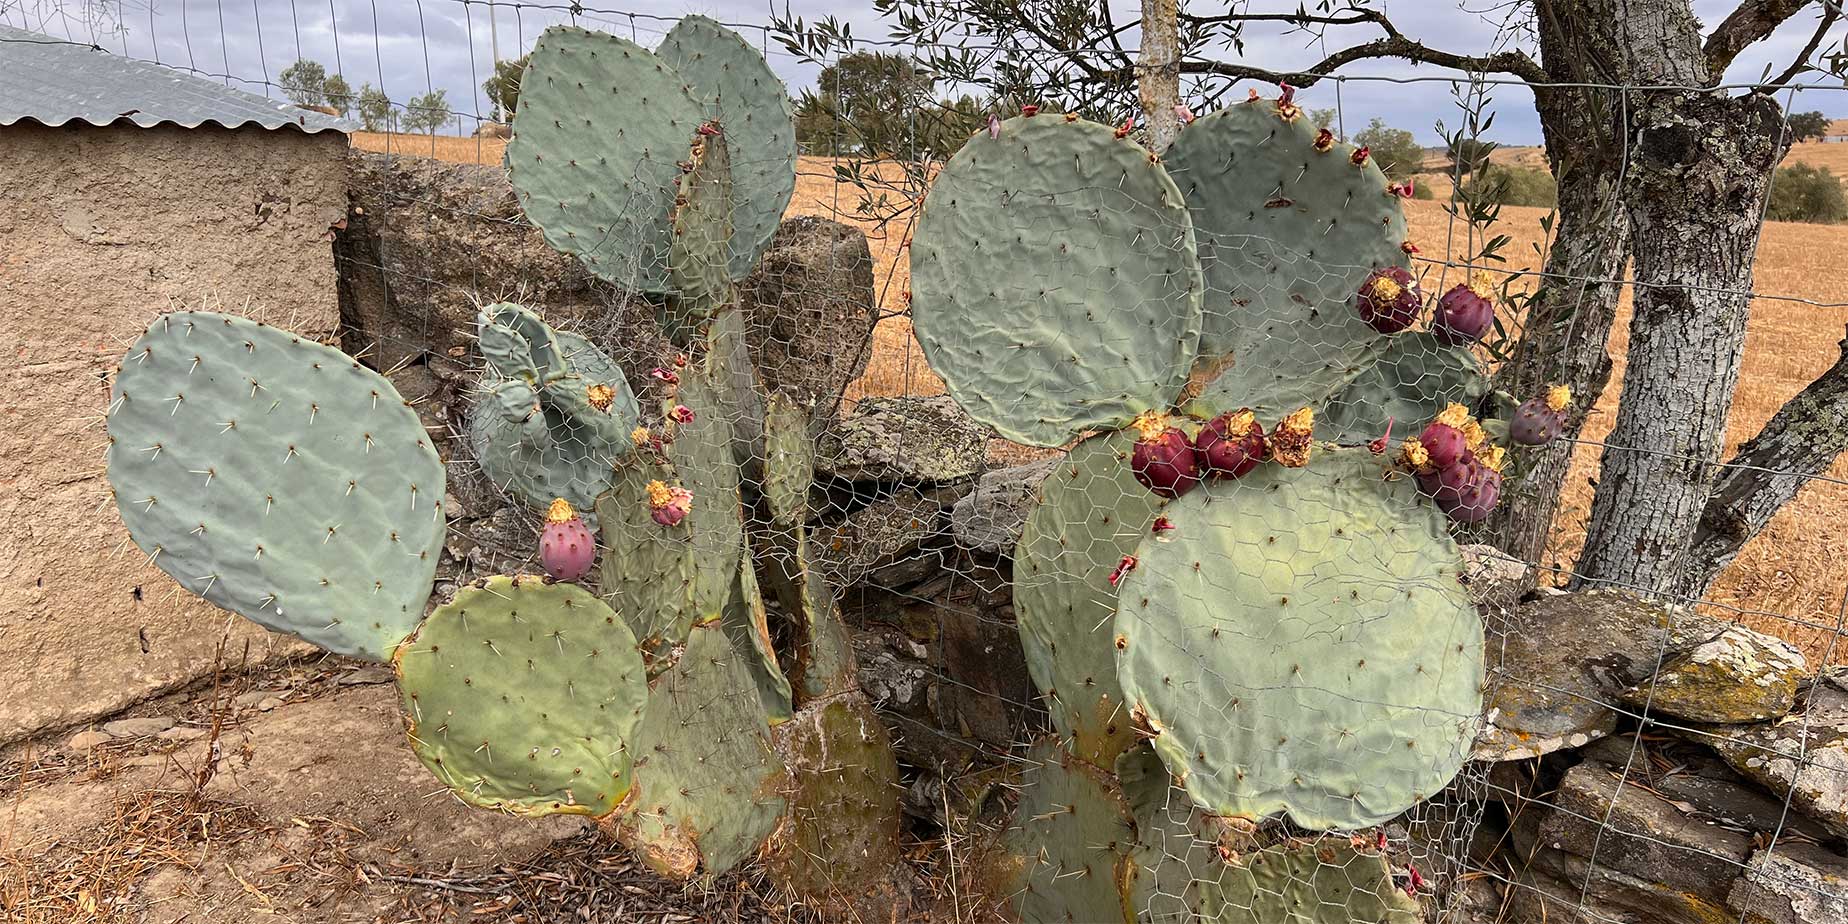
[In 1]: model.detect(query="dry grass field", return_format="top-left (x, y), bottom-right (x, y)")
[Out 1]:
top-left (359, 131), bottom-right (1848, 661)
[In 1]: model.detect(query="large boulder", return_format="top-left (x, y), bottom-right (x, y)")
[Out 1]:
top-left (1728, 843), bottom-right (1848, 924)
top-left (1618, 625), bottom-right (1807, 724)
top-left (949, 457), bottom-right (1060, 556)
top-left (816, 396), bottom-right (989, 484)
top-left (734, 215), bottom-right (880, 426)
top-left (810, 489), bottom-right (949, 589)
top-left (1709, 679), bottom-right (1848, 839)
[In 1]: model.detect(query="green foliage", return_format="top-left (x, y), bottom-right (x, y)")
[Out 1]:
top-left (322, 74), bottom-right (353, 118)
top-left (1353, 117), bottom-right (1424, 181)
top-left (403, 88), bottom-right (451, 134)
top-left (484, 54), bottom-right (528, 120)
top-left (793, 51), bottom-right (941, 155)
top-left (1789, 110), bottom-right (1831, 142)
top-left (355, 82), bottom-right (393, 132)
top-left (1461, 164), bottom-right (1558, 209)
top-left (1768, 163), bottom-right (1848, 223)
top-left (279, 58), bottom-right (327, 106)
top-left (1413, 181), bottom-right (1436, 200)
top-left (1448, 136), bottom-right (1495, 175)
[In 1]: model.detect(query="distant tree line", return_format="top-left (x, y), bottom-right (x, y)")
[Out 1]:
top-left (279, 58), bottom-right (450, 134)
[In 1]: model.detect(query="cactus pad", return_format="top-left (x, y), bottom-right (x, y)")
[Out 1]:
top-left (662, 130), bottom-right (735, 346)
top-left (911, 115), bottom-right (1203, 447)
top-left (506, 26), bottom-right (702, 293)
top-left (657, 15), bottom-right (798, 280)
top-left (1115, 449), bottom-right (1483, 830)
top-left (469, 304), bottom-right (637, 520)
top-left (765, 695), bottom-right (905, 910)
top-left (723, 552), bottom-right (794, 724)
top-left (616, 622), bottom-right (787, 880)
top-left (1317, 332), bottom-right (1488, 444)
top-left (105, 310), bottom-right (444, 660)
top-left (1119, 745), bottom-right (1222, 923)
top-left (1014, 431), bottom-right (1161, 768)
top-left (1164, 101), bottom-right (1409, 408)
top-left (393, 575), bottom-right (647, 817)
top-left (763, 392), bottom-right (812, 527)
top-left (1001, 739), bottom-right (1138, 923)
top-left (666, 359), bottom-right (746, 632)
top-left (595, 454), bottom-right (697, 655)
top-left (1193, 838), bottom-right (1420, 923)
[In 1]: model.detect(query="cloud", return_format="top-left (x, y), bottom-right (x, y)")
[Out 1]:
top-left (6, 0), bottom-right (1842, 145)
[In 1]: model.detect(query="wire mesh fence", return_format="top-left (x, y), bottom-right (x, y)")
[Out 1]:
top-left (6, 1), bottom-right (1848, 923)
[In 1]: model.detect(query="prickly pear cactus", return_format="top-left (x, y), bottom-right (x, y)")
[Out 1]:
top-left (1014, 431), bottom-right (1162, 768)
top-left (662, 129), bottom-right (735, 346)
top-left (1316, 333), bottom-right (1489, 445)
top-left (1194, 838), bottom-right (1421, 923)
top-left (616, 622), bottom-right (787, 880)
top-left (393, 575), bottom-right (648, 817)
top-left (763, 393), bottom-right (812, 527)
top-left (657, 14), bottom-right (798, 280)
top-left (506, 26), bottom-right (703, 293)
top-left (1000, 739), bottom-right (1139, 924)
top-left (1164, 99), bottom-right (1410, 413)
top-left (469, 303), bottom-right (637, 521)
top-left (105, 310), bottom-right (445, 660)
top-left (1119, 745), bottom-right (1224, 924)
top-left (911, 115), bottom-right (1204, 447)
top-left (765, 695), bottom-right (906, 912)
top-left (666, 356), bottom-right (746, 633)
top-left (1114, 449), bottom-right (1483, 830)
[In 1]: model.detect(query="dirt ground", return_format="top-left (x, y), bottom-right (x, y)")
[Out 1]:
top-left (0, 657), bottom-right (992, 923)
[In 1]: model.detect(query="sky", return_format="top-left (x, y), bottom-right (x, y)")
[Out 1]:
top-left (3, 0), bottom-right (1844, 146)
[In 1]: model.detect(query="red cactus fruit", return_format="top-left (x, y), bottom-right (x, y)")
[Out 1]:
top-left (1434, 447), bottom-right (1504, 523)
top-left (1433, 271), bottom-right (1497, 346)
top-left (1270, 408), bottom-right (1315, 468)
top-left (1129, 412), bottom-right (1201, 498)
top-left (1417, 404), bottom-right (1473, 470)
top-left (646, 479), bottom-right (693, 527)
top-left (539, 499), bottom-right (597, 581)
top-left (1355, 266), bottom-right (1423, 334)
top-left (1510, 384), bottom-right (1573, 446)
top-left (1195, 408), bottom-right (1267, 479)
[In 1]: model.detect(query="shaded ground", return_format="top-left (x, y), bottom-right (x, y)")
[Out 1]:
top-left (1, 658), bottom-right (993, 923)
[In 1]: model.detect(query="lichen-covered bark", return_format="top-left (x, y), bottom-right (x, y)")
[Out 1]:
top-left (1572, 2), bottom-right (1792, 593)
top-left (1138, 0), bottom-right (1181, 151)
top-left (1676, 327), bottom-right (1848, 598)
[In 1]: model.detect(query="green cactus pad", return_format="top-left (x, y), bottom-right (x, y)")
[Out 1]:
top-left (617, 622), bottom-right (787, 880)
top-left (469, 304), bottom-right (637, 521)
top-left (1114, 449), bottom-right (1483, 830)
top-left (765, 695), bottom-right (904, 909)
top-left (1001, 739), bottom-right (1137, 924)
top-left (1119, 746), bottom-right (1222, 923)
top-left (705, 307), bottom-right (766, 478)
top-left (662, 130), bottom-right (735, 346)
top-left (910, 115), bottom-right (1203, 447)
top-left (393, 576), bottom-right (647, 817)
top-left (1164, 101), bottom-right (1410, 406)
top-left (105, 310), bottom-right (444, 660)
top-left (723, 552), bottom-right (794, 724)
top-left (1318, 332), bottom-right (1489, 444)
top-left (1014, 431), bottom-right (1162, 768)
top-left (595, 454), bottom-right (696, 656)
top-left (1194, 839), bottom-right (1420, 923)
top-left (657, 15), bottom-right (798, 280)
top-left (666, 360), bottom-right (745, 632)
top-left (506, 26), bottom-right (703, 293)
top-left (763, 392), bottom-right (813, 527)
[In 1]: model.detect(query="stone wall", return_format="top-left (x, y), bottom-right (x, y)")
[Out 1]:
top-left (0, 123), bottom-right (348, 741)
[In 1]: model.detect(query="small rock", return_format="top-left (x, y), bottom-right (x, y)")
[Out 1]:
top-left (338, 666), bottom-right (395, 686)
top-left (1728, 843), bottom-right (1848, 924)
top-left (810, 491), bottom-right (945, 588)
top-left (1458, 543), bottom-right (1529, 611)
top-left (67, 729), bottom-right (113, 751)
top-left (1709, 682), bottom-right (1848, 839)
top-left (233, 690), bottom-right (274, 708)
top-left (157, 726), bottom-right (209, 742)
top-left (816, 396), bottom-right (989, 483)
top-left (1620, 625), bottom-right (1807, 723)
top-left (950, 458), bottom-right (1059, 555)
top-left (256, 697), bottom-right (285, 712)
top-left (101, 716), bottom-right (175, 738)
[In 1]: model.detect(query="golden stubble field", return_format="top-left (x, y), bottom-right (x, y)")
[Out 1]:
top-left (354, 131), bottom-right (1848, 661)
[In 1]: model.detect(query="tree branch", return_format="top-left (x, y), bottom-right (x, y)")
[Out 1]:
top-left (1705, 0), bottom-right (1818, 74)
top-left (1175, 36), bottom-right (1547, 87)
top-left (1760, 4), bottom-right (1839, 90)
top-left (1677, 324), bottom-right (1848, 599)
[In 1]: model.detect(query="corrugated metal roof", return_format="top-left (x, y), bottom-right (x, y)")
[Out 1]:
top-left (0, 25), bottom-right (356, 134)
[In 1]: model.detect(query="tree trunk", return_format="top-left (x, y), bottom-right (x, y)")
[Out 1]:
top-left (1139, 0), bottom-right (1181, 150)
top-left (1571, 3), bottom-right (1791, 594)
top-left (1674, 327), bottom-right (1848, 599)
top-left (1481, 0), bottom-right (1631, 570)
